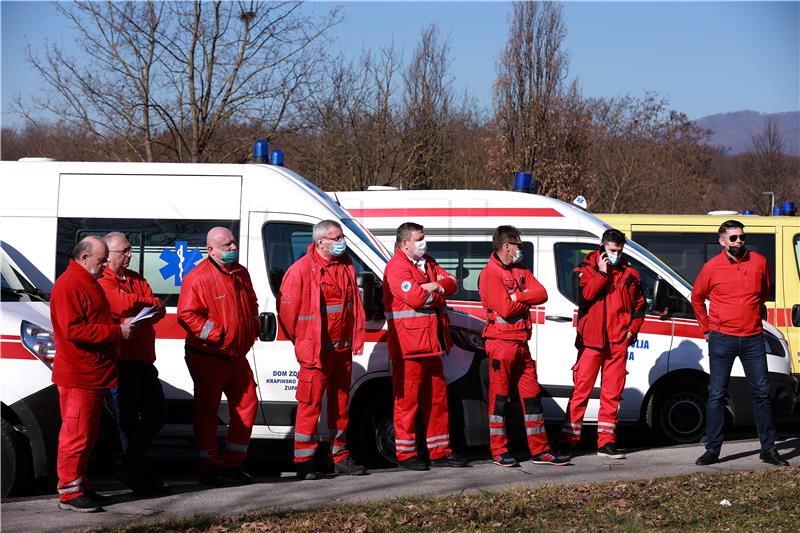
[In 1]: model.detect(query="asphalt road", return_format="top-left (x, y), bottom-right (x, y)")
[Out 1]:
top-left (2, 433), bottom-right (799, 533)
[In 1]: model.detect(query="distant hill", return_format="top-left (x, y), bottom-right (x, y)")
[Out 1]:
top-left (694, 110), bottom-right (800, 156)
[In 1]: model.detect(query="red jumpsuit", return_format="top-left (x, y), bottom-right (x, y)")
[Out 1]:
top-left (277, 244), bottom-right (366, 465)
top-left (478, 253), bottom-right (550, 457)
top-left (560, 249), bottom-right (646, 447)
top-left (177, 258), bottom-right (260, 472)
top-left (383, 249), bottom-right (456, 462)
top-left (50, 260), bottom-right (121, 502)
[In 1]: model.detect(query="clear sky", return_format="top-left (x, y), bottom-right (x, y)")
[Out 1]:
top-left (2, 0), bottom-right (798, 128)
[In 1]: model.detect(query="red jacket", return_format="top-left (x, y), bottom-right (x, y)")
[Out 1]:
top-left (479, 253), bottom-right (548, 342)
top-left (50, 260), bottom-right (121, 389)
top-left (278, 244), bottom-right (366, 369)
top-left (574, 249), bottom-right (646, 349)
top-left (98, 268), bottom-right (163, 364)
top-left (383, 249), bottom-right (456, 359)
top-left (691, 249), bottom-right (770, 337)
top-left (177, 258), bottom-right (259, 358)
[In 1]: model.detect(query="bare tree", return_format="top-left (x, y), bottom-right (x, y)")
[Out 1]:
top-left (398, 24), bottom-right (454, 190)
top-left (491, 1), bottom-right (591, 200)
top-left (16, 1), bottom-right (340, 162)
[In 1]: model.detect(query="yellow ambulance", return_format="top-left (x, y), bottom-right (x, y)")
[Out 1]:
top-left (599, 212), bottom-right (800, 381)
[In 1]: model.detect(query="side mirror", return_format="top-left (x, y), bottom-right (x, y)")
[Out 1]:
top-left (356, 272), bottom-right (378, 321)
top-left (792, 304), bottom-right (800, 328)
top-left (259, 312), bottom-right (277, 341)
top-left (652, 278), bottom-right (671, 319)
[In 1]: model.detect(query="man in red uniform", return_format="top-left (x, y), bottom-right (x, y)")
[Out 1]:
top-left (692, 220), bottom-right (789, 467)
top-left (278, 220), bottom-right (368, 480)
top-left (98, 232), bottom-right (167, 495)
top-left (559, 229), bottom-right (645, 459)
top-left (51, 236), bottom-right (133, 512)
top-left (479, 226), bottom-right (567, 467)
top-left (383, 222), bottom-right (468, 471)
top-left (178, 227), bottom-right (260, 485)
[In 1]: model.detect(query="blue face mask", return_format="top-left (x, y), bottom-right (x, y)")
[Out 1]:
top-left (219, 250), bottom-right (239, 264)
top-left (329, 240), bottom-right (347, 257)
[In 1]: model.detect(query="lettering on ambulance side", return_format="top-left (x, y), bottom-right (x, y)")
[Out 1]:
top-left (266, 369), bottom-right (298, 391)
top-left (628, 339), bottom-right (650, 361)
top-left (159, 241), bottom-right (203, 286)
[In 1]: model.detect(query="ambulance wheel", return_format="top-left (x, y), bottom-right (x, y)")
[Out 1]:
top-left (649, 378), bottom-right (707, 444)
top-left (2, 418), bottom-right (32, 498)
top-left (354, 395), bottom-right (397, 468)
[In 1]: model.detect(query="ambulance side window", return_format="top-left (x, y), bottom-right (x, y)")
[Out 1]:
top-left (56, 218), bottom-right (238, 307)
top-left (425, 241), bottom-right (534, 302)
top-left (632, 231), bottom-right (776, 301)
top-left (262, 222), bottom-right (368, 297)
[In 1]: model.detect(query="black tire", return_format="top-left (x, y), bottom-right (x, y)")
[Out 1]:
top-left (351, 394), bottom-right (397, 468)
top-left (648, 378), bottom-right (708, 444)
top-left (2, 418), bottom-right (32, 498)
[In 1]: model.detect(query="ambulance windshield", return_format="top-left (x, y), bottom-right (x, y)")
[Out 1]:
top-left (626, 240), bottom-right (692, 291)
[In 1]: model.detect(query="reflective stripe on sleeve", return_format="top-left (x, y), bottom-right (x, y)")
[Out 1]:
top-left (385, 309), bottom-right (436, 320)
top-left (495, 314), bottom-right (525, 325)
top-left (598, 428), bottom-right (615, 434)
top-left (598, 422), bottom-right (616, 428)
top-left (199, 320), bottom-right (214, 341)
top-left (298, 315), bottom-right (315, 321)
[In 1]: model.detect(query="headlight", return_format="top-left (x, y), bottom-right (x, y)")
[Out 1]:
top-left (763, 330), bottom-right (786, 358)
top-left (21, 320), bottom-right (56, 369)
top-left (451, 326), bottom-right (485, 353)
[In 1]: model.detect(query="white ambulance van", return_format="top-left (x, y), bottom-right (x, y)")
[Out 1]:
top-left (0, 152), bottom-right (485, 495)
top-left (330, 187), bottom-right (797, 445)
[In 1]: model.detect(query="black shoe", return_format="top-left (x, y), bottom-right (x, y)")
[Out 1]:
top-left (558, 444), bottom-right (572, 459)
top-left (220, 467), bottom-right (255, 485)
top-left (199, 465), bottom-right (225, 486)
top-left (398, 456), bottom-right (429, 471)
top-left (430, 453), bottom-right (468, 468)
top-left (695, 450), bottom-right (719, 466)
top-left (58, 495), bottom-right (103, 513)
top-left (334, 456), bottom-right (367, 476)
top-left (760, 449), bottom-right (789, 467)
top-left (296, 461), bottom-right (318, 480)
top-left (597, 443), bottom-right (625, 459)
top-left (116, 466), bottom-right (156, 496)
top-left (531, 450), bottom-right (570, 466)
top-left (85, 489), bottom-right (112, 504)
top-left (492, 452), bottom-right (520, 468)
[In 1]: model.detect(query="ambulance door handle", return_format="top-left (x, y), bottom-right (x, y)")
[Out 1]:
top-left (545, 315), bottom-right (572, 323)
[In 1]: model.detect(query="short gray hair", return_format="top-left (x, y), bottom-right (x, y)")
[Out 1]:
top-left (312, 220), bottom-right (341, 242)
top-left (103, 231), bottom-right (127, 245)
top-left (72, 235), bottom-right (103, 260)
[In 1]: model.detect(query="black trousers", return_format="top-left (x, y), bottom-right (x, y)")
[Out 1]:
top-left (110, 361), bottom-right (166, 468)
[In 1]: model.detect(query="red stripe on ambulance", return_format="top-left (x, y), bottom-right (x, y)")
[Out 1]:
top-left (347, 207), bottom-right (563, 218)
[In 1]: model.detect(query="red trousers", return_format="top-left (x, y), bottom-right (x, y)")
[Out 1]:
top-left (56, 386), bottom-right (106, 502)
top-left (392, 356), bottom-right (452, 461)
top-left (560, 341), bottom-right (628, 447)
top-left (486, 339), bottom-right (549, 456)
top-left (185, 353), bottom-right (257, 471)
top-left (294, 350), bottom-right (352, 464)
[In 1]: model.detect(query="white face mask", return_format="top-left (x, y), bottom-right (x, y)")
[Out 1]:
top-left (513, 249), bottom-right (524, 264)
top-left (412, 239), bottom-right (427, 259)
top-left (606, 250), bottom-right (620, 266)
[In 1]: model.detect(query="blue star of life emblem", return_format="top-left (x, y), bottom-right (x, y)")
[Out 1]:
top-left (159, 241), bottom-right (203, 286)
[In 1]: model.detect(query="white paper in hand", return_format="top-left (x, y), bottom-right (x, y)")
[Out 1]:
top-left (131, 306), bottom-right (158, 324)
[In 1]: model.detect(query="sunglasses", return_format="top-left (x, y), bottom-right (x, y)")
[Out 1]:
top-left (728, 234), bottom-right (746, 242)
